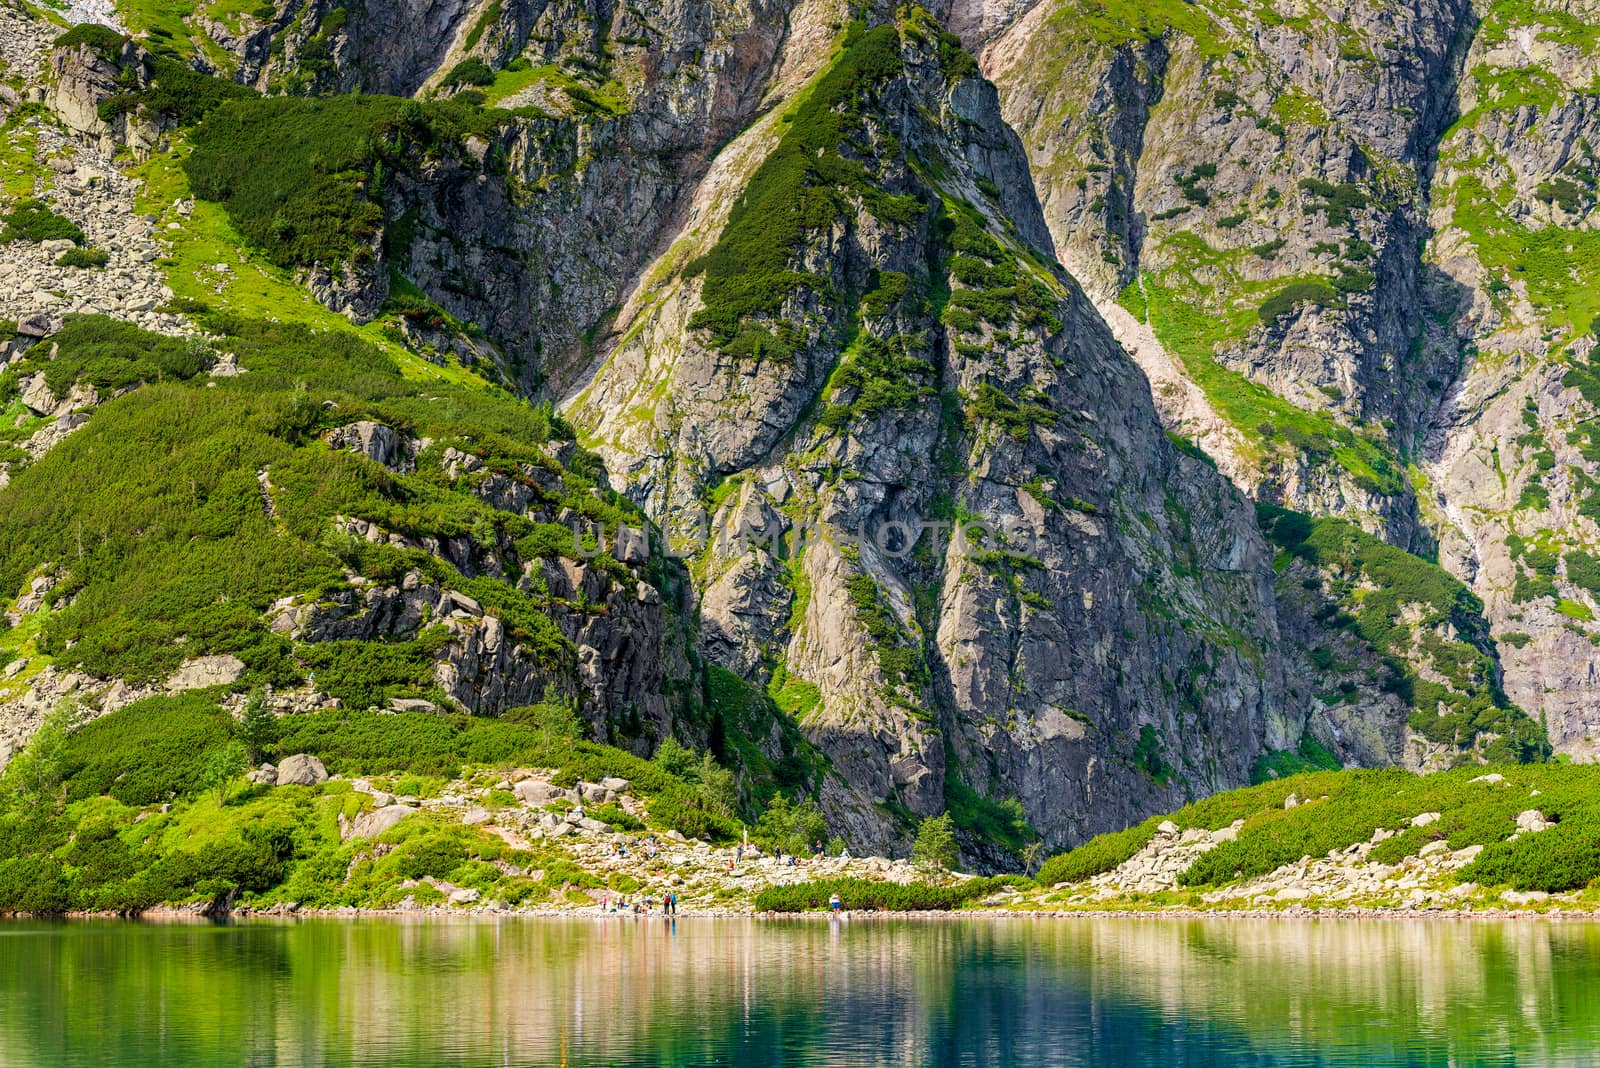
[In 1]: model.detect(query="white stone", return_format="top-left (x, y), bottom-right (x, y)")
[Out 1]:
top-left (342, 804), bottom-right (415, 841)
top-left (1514, 809), bottom-right (1551, 833)
top-left (275, 753), bottom-right (329, 787)
top-left (165, 654), bottom-right (246, 692)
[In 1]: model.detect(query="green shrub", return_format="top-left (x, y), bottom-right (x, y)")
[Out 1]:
top-left (1251, 734), bottom-right (1341, 784)
top-left (1298, 178), bottom-right (1367, 226)
top-left (393, 834), bottom-right (468, 879)
top-left (685, 26), bottom-right (907, 351)
top-left (1461, 820), bottom-right (1600, 892)
top-left (444, 57), bottom-right (494, 87)
top-left (96, 53), bottom-right (256, 126)
top-left (753, 875), bottom-right (1024, 912)
top-left (1258, 280), bottom-right (1338, 325)
top-left (59, 694), bottom-right (234, 806)
top-left (2, 199), bottom-right (84, 245)
top-left (55, 247), bottom-right (109, 269)
top-left (184, 96), bottom-right (397, 268)
top-left (1036, 820), bottom-right (1157, 885)
top-left (52, 23), bottom-right (128, 54)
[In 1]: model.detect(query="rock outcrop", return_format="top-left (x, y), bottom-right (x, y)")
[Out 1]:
top-left (1, 0), bottom-right (1585, 866)
top-left (572, 14), bottom-right (1339, 853)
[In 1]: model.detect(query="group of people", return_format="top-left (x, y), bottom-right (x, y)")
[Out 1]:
top-left (602, 891), bottom-right (678, 915)
top-left (724, 839), bottom-right (840, 872)
top-left (608, 835), bottom-right (662, 861)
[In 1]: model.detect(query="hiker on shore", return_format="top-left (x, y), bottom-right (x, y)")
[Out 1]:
top-left (829, 892), bottom-right (842, 913)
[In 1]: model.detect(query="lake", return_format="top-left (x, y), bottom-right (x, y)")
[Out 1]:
top-left (2, 915), bottom-right (1596, 1066)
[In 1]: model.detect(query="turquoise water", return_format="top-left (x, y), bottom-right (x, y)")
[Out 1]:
top-left (2, 915), bottom-right (1597, 1066)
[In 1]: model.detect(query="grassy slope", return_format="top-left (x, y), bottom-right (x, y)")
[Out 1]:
top-left (1032, 763), bottom-right (1600, 906)
top-left (1009, 0), bottom-right (1408, 495)
top-left (0, 700), bottom-right (741, 914)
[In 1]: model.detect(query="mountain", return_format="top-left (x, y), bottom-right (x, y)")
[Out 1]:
top-left (0, 0), bottom-right (1588, 887)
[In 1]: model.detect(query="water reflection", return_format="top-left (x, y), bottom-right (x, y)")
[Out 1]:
top-left (1, 915), bottom-right (1597, 1066)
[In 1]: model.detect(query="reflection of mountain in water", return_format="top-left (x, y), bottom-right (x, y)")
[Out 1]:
top-left (2, 917), bottom-right (1599, 1065)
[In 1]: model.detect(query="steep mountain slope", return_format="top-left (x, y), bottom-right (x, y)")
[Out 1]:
top-left (979, 0), bottom-right (1600, 759)
top-left (1422, 0), bottom-right (1600, 755)
top-left (570, 14), bottom-right (1303, 852)
top-left (984, 0), bottom-right (1473, 546)
top-left (0, 0), bottom-right (1567, 876)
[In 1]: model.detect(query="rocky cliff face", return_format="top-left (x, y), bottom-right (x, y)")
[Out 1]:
top-left (566, 12), bottom-right (1453, 853)
top-left (976, 0), bottom-right (1599, 767)
top-left (983, 0), bottom-right (1479, 550)
top-left (1420, 0), bottom-right (1600, 756)
top-left (0, 0), bottom-right (1576, 862)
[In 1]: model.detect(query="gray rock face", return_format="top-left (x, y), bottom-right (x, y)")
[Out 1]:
top-left (977, 0), bottom-right (1596, 763)
top-left (8, 0), bottom-right (1586, 861)
top-left (571, 22), bottom-right (1310, 853)
top-left (984, 0), bottom-right (1477, 549)
top-left (343, 804), bottom-right (417, 840)
top-left (275, 754), bottom-right (330, 787)
top-left (165, 655), bottom-right (247, 692)
top-left (325, 420), bottom-right (410, 469)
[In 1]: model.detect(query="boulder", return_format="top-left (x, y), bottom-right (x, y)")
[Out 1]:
top-left (448, 887), bottom-right (480, 905)
top-left (1410, 811), bottom-right (1440, 828)
top-left (343, 804), bottom-right (416, 841)
top-left (326, 420), bottom-right (406, 469)
top-left (276, 753), bottom-right (329, 787)
top-left (579, 781), bottom-right (609, 804)
top-left (246, 763), bottom-right (278, 786)
top-left (599, 776), bottom-right (631, 793)
top-left (15, 574), bottom-right (55, 615)
top-left (166, 654), bottom-right (246, 692)
top-left (613, 524), bottom-right (650, 565)
top-left (1501, 889), bottom-right (1550, 906)
top-left (18, 374), bottom-right (58, 417)
top-left (16, 313), bottom-right (62, 339)
top-left (1514, 809), bottom-right (1551, 833)
top-left (514, 780), bottom-right (560, 806)
top-left (387, 697), bottom-right (440, 715)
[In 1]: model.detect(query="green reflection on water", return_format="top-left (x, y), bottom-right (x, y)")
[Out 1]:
top-left (1, 916), bottom-right (1597, 1067)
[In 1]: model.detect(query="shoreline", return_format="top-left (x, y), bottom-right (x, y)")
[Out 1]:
top-left (15, 903), bottom-right (1600, 923)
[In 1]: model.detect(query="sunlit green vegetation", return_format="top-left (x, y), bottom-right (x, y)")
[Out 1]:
top-left (753, 874), bottom-right (1028, 911)
top-left (1259, 503), bottom-right (1544, 753)
top-left (0, 698), bottom-right (742, 913)
top-left (685, 23), bottom-right (913, 355)
top-left (1038, 764), bottom-right (1600, 895)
